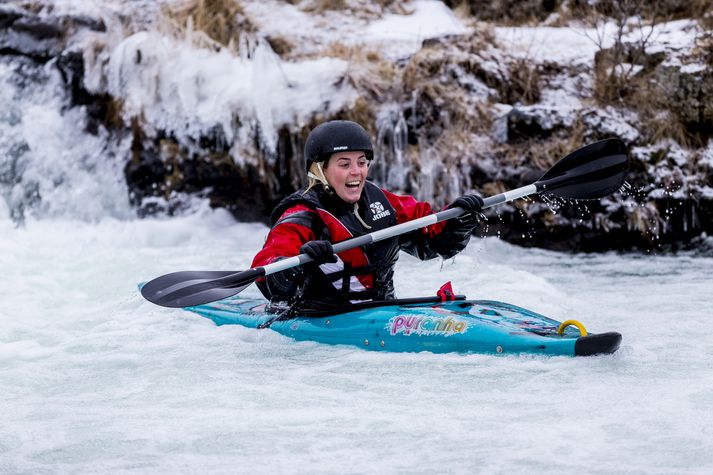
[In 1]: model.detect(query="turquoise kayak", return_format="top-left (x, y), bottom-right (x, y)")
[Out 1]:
top-left (184, 295), bottom-right (621, 356)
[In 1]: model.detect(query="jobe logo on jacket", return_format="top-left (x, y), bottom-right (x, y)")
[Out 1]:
top-left (370, 201), bottom-right (392, 220)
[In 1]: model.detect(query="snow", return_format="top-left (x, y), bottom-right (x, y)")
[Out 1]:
top-left (680, 62), bottom-right (707, 74)
top-left (644, 19), bottom-right (699, 56)
top-left (494, 25), bottom-right (607, 65)
top-left (494, 18), bottom-right (703, 68)
top-left (363, 0), bottom-right (468, 57)
top-left (243, 0), bottom-right (468, 60)
top-left (540, 70), bottom-right (591, 106)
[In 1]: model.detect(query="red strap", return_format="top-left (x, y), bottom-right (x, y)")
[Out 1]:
top-left (437, 281), bottom-right (455, 302)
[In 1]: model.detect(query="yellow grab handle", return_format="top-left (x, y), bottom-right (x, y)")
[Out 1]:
top-left (557, 320), bottom-right (588, 336)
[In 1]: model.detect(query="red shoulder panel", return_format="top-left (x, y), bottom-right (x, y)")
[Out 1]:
top-left (251, 205), bottom-right (317, 268)
top-left (381, 188), bottom-right (447, 237)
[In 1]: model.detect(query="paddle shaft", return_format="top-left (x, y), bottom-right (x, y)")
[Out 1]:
top-left (262, 184), bottom-right (539, 276)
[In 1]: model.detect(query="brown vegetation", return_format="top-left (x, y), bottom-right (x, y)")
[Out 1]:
top-left (583, 0), bottom-right (713, 147)
top-left (326, 42), bottom-right (399, 101)
top-left (265, 35), bottom-right (294, 57)
top-left (501, 57), bottom-right (541, 105)
top-left (161, 0), bottom-right (253, 50)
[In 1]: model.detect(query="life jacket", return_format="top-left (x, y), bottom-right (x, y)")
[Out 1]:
top-left (269, 182), bottom-right (400, 302)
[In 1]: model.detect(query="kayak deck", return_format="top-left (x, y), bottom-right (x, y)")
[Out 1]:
top-left (184, 297), bottom-right (621, 356)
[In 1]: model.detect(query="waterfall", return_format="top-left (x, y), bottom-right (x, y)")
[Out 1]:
top-left (0, 56), bottom-right (133, 223)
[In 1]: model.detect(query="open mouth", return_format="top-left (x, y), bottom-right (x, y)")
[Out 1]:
top-left (345, 181), bottom-right (361, 190)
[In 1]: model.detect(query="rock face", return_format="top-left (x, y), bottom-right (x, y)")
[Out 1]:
top-left (122, 123), bottom-right (306, 221)
top-left (441, 0), bottom-right (560, 23)
top-left (1, 5), bottom-right (104, 60)
top-left (2, 1), bottom-right (712, 252)
top-left (658, 65), bottom-right (713, 138)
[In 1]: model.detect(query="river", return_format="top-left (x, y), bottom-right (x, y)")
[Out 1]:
top-left (1, 209), bottom-right (712, 474)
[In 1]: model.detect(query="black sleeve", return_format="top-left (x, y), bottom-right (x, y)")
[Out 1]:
top-left (398, 231), bottom-right (441, 261)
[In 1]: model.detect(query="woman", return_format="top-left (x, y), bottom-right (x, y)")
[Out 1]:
top-left (252, 120), bottom-right (483, 311)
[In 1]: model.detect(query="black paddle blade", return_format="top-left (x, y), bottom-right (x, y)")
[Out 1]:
top-left (140, 268), bottom-right (264, 308)
top-left (537, 138), bottom-right (629, 199)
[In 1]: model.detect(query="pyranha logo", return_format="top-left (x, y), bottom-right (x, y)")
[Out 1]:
top-left (369, 201), bottom-right (391, 220)
top-left (386, 314), bottom-right (468, 337)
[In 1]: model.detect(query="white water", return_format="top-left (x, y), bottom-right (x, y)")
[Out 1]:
top-left (1, 210), bottom-right (712, 474)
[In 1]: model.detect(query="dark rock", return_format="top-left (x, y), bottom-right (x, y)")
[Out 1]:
top-left (125, 144), bottom-right (166, 210)
top-left (122, 124), bottom-right (308, 223)
top-left (11, 16), bottom-right (62, 40)
top-left (441, 0), bottom-right (560, 24)
top-left (68, 15), bottom-right (105, 33)
top-left (56, 51), bottom-right (88, 103)
top-left (505, 105), bottom-right (573, 142)
top-left (585, 0), bottom-right (710, 21)
top-left (0, 8), bottom-right (64, 61)
top-left (478, 194), bottom-right (713, 252)
top-left (0, 5), bottom-right (23, 29)
top-left (55, 50), bottom-right (124, 135)
top-left (657, 64), bottom-right (713, 140)
top-left (1, 7), bottom-right (102, 62)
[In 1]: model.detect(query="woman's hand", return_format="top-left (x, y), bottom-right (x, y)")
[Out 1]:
top-left (300, 240), bottom-right (338, 264)
top-left (451, 194), bottom-right (484, 214)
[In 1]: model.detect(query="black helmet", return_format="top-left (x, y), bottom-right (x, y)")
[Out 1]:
top-left (304, 120), bottom-right (374, 171)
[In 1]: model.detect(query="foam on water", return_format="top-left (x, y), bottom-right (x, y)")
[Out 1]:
top-left (1, 212), bottom-right (712, 474)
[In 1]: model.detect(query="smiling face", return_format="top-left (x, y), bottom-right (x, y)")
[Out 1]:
top-left (323, 151), bottom-right (369, 203)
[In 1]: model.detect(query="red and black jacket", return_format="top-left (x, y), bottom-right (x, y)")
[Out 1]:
top-left (252, 182), bottom-right (473, 309)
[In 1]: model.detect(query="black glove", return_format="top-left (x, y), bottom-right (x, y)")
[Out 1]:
top-left (451, 193), bottom-right (484, 214)
top-left (430, 193), bottom-right (484, 259)
top-left (300, 240), bottom-right (338, 264)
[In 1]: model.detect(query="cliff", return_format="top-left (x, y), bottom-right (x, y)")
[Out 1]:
top-left (1, 0), bottom-right (712, 251)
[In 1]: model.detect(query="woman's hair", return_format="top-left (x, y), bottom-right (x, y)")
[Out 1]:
top-left (304, 160), bottom-right (329, 194)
